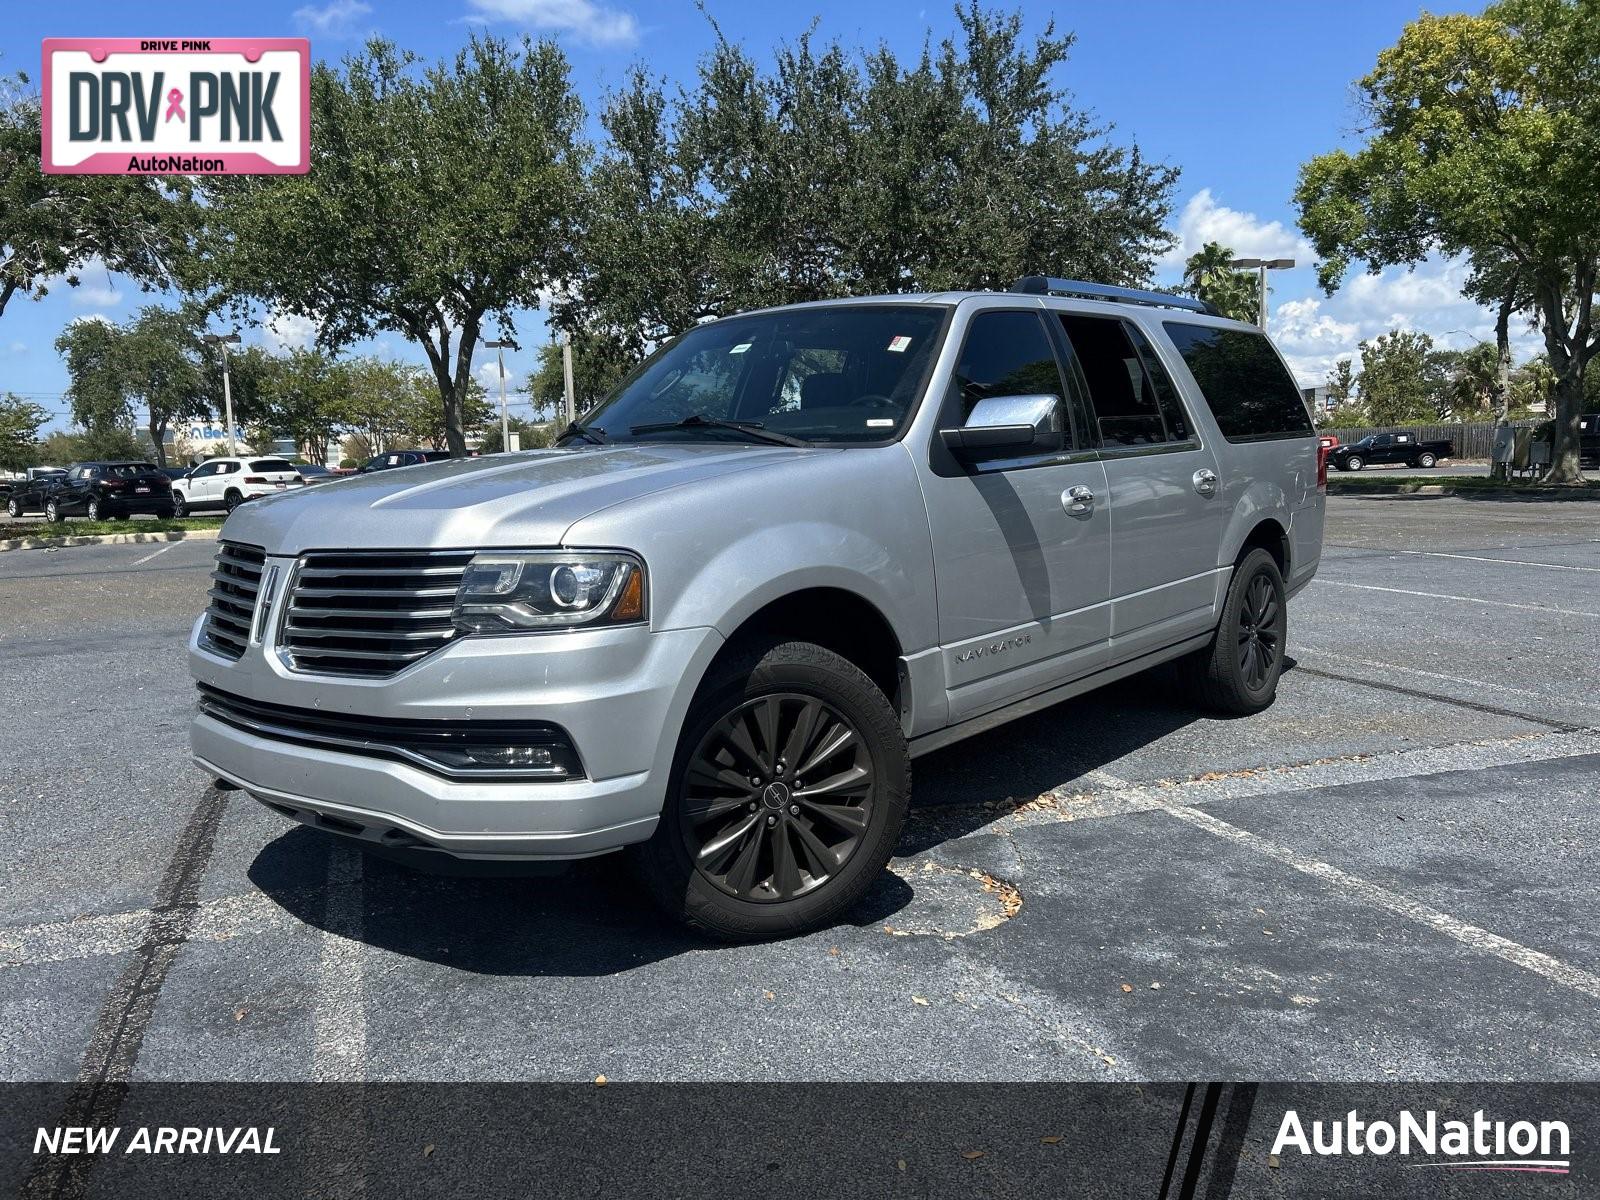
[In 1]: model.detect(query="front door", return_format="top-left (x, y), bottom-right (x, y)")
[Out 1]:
top-left (919, 308), bottom-right (1112, 723)
top-left (1055, 314), bottom-right (1226, 662)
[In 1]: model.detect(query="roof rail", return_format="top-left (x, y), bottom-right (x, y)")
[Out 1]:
top-left (1011, 275), bottom-right (1220, 317)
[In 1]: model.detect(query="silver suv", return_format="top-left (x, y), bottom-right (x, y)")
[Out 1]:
top-left (189, 278), bottom-right (1324, 939)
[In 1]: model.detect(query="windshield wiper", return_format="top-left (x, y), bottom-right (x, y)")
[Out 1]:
top-left (628, 413), bottom-right (810, 448)
top-left (557, 420), bottom-right (610, 446)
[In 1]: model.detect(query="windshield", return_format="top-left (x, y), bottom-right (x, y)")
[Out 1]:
top-left (584, 304), bottom-right (947, 445)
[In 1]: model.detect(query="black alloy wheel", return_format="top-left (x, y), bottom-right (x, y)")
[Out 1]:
top-left (1237, 573), bottom-right (1281, 691)
top-left (680, 693), bottom-right (874, 903)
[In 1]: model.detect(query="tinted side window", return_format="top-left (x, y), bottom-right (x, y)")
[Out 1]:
top-left (1057, 315), bottom-right (1173, 446)
top-left (949, 310), bottom-right (1065, 425)
top-left (1162, 323), bottom-right (1314, 442)
top-left (1125, 324), bottom-right (1193, 442)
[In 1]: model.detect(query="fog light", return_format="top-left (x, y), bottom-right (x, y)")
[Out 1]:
top-left (461, 746), bottom-right (555, 768)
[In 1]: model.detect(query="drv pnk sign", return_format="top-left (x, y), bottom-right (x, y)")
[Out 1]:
top-left (41, 38), bottom-right (309, 174)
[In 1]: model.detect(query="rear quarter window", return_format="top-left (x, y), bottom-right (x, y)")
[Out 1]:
top-left (1162, 323), bottom-right (1313, 443)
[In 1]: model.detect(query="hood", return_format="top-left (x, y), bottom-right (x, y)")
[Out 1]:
top-left (218, 442), bottom-right (815, 555)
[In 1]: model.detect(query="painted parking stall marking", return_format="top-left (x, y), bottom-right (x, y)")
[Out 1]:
top-left (41, 38), bottom-right (309, 174)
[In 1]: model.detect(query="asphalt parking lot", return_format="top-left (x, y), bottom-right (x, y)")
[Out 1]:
top-left (2, 494), bottom-right (1598, 1084)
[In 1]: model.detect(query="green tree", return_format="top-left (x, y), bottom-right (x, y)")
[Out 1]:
top-left (0, 393), bottom-right (48, 471)
top-left (524, 333), bottom-right (631, 422)
top-left (0, 71), bottom-right (193, 321)
top-left (1433, 342), bottom-right (1500, 418)
top-left (571, 5), bottom-right (1176, 354)
top-left (1326, 359), bottom-right (1357, 408)
top-left (54, 317), bottom-right (133, 434)
top-left (196, 36), bottom-right (588, 457)
top-left (1294, 0), bottom-right (1600, 483)
top-left (1357, 330), bottom-right (1441, 426)
top-left (122, 304), bottom-right (212, 466)
top-left (260, 349), bottom-right (345, 465)
top-left (1181, 242), bottom-right (1261, 323)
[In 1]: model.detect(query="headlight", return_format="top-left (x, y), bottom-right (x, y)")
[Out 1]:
top-left (451, 550), bottom-right (646, 633)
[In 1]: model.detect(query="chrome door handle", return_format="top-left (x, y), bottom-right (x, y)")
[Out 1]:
top-left (1063, 485), bottom-right (1095, 514)
top-left (1193, 468), bottom-right (1219, 496)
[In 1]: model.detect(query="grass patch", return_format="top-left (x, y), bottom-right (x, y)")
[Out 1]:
top-left (0, 516), bottom-right (225, 540)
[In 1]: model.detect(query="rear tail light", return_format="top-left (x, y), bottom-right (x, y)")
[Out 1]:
top-left (100, 479), bottom-right (125, 490)
top-left (1316, 445), bottom-right (1329, 492)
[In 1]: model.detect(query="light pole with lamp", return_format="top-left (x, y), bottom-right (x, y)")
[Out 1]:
top-left (202, 332), bottom-right (243, 456)
top-left (483, 339), bottom-right (513, 451)
top-left (1226, 258), bottom-right (1295, 330)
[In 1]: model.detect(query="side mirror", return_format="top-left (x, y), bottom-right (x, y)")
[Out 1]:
top-left (939, 394), bottom-right (1062, 461)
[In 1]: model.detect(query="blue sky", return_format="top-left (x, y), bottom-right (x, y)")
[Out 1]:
top-left (4, 0), bottom-right (1509, 431)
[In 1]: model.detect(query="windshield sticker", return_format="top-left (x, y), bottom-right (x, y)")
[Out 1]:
top-left (886, 335), bottom-right (912, 352)
top-left (728, 343), bottom-right (753, 354)
top-left (866, 418), bottom-right (896, 427)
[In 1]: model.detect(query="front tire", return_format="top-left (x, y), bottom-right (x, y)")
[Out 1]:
top-left (632, 640), bottom-right (910, 940)
top-left (172, 492), bottom-right (188, 518)
top-left (1344, 455), bottom-right (1364, 471)
top-left (1180, 547), bottom-right (1287, 716)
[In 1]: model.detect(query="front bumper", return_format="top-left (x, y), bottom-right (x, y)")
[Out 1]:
top-left (188, 580), bottom-right (724, 859)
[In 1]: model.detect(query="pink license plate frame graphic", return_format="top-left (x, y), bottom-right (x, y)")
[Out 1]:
top-left (41, 38), bottom-right (310, 174)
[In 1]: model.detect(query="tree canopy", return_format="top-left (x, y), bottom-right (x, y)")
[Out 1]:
top-left (1181, 242), bottom-right (1261, 324)
top-left (194, 35), bottom-right (588, 456)
top-left (1294, 0), bottom-right (1600, 482)
top-left (568, 3), bottom-right (1177, 355)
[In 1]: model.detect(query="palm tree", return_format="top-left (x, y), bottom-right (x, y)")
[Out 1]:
top-left (1182, 242), bottom-right (1261, 323)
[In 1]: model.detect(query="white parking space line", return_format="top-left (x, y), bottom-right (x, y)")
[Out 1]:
top-left (130, 542), bottom-right (183, 565)
top-left (1386, 549), bottom-right (1600, 574)
top-left (313, 845), bottom-right (368, 1082)
top-left (1294, 648), bottom-right (1555, 700)
top-left (1160, 803), bottom-right (1600, 1002)
top-left (1314, 579), bottom-right (1600, 620)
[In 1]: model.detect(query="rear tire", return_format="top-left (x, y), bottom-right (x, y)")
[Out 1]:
top-left (86, 497), bottom-right (103, 521)
top-left (224, 489), bottom-right (242, 512)
top-left (5, 498), bottom-right (18, 518)
top-left (1180, 547), bottom-right (1287, 716)
top-left (631, 640), bottom-right (910, 941)
top-left (1418, 452), bottom-right (1436, 468)
top-left (45, 499), bottom-right (62, 523)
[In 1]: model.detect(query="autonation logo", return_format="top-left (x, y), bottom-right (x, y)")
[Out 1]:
top-left (1273, 1108), bottom-right (1571, 1175)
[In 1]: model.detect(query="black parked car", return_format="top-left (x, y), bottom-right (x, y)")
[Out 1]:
top-left (44, 462), bottom-right (176, 521)
top-left (5, 470), bottom-right (67, 517)
top-left (356, 449), bottom-right (454, 473)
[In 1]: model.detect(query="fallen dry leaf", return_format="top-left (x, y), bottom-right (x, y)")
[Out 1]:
top-left (1120, 983), bottom-right (1133, 993)
top-left (896, 1160), bottom-right (907, 1172)
top-left (912, 996), bottom-right (929, 1006)
top-left (423, 1144), bottom-right (435, 1158)
top-left (763, 990), bottom-right (776, 1001)
top-left (828, 947), bottom-right (840, 957)
top-left (594, 1074), bottom-right (607, 1086)
top-left (1267, 1154), bottom-right (1281, 1169)
top-left (232, 1007), bottom-right (247, 1022)
top-left (1150, 982), bottom-right (1162, 990)
top-left (961, 1150), bottom-right (986, 1161)
top-left (1040, 1135), bottom-right (1063, 1145)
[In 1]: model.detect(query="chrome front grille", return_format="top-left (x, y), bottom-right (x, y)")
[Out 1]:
top-left (202, 542), bottom-right (266, 660)
top-left (282, 550), bottom-right (474, 677)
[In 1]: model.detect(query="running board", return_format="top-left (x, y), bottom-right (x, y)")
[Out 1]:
top-left (907, 632), bottom-right (1212, 758)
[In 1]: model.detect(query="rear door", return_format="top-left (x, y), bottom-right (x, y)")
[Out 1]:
top-left (1055, 312), bottom-right (1226, 662)
top-left (919, 307), bottom-right (1112, 721)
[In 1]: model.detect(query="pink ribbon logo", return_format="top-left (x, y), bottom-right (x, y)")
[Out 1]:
top-left (164, 88), bottom-right (185, 123)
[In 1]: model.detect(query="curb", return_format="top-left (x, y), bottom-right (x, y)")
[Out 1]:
top-left (0, 527), bottom-right (222, 554)
top-left (1328, 483), bottom-right (1600, 501)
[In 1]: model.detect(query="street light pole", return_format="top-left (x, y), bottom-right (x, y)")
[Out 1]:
top-left (203, 333), bottom-right (243, 456)
top-left (484, 339), bottom-right (512, 451)
top-left (1226, 258), bottom-right (1296, 330)
top-left (561, 333), bottom-right (576, 426)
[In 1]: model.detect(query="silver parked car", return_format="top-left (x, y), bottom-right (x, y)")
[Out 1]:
top-left (189, 278), bottom-right (1324, 939)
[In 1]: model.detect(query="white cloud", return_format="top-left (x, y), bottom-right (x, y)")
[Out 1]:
top-left (476, 360), bottom-right (522, 393)
top-left (466, 0), bottom-right (639, 47)
top-left (293, 0), bottom-right (373, 36)
top-left (1158, 188), bottom-right (1312, 270)
top-left (6, 341), bottom-right (25, 355)
top-left (64, 257), bottom-right (122, 308)
top-left (265, 309), bottom-right (321, 353)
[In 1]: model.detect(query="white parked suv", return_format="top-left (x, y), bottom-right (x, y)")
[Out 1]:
top-left (173, 457), bottom-right (306, 516)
